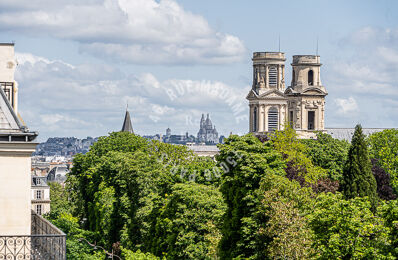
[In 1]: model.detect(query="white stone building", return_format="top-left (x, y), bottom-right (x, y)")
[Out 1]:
top-left (0, 43), bottom-right (66, 259)
top-left (31, 175), bottom-right (51, 215)
top-left (247, 52), bottom-right (327, 138)
top-left (0, 43), bottom-right (38, 235)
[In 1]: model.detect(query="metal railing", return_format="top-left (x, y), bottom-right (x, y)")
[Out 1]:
top-left (0, 211), bottom-right (66, 259)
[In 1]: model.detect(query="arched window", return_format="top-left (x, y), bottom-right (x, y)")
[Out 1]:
top-left (268, 107), bottom-right (278, 131)
top-left (253, 107), bottom-right (257, 132)
top-left (269, 66), bottom-right (277, 87)
top-left (308, 70), bottom-right (313, 85)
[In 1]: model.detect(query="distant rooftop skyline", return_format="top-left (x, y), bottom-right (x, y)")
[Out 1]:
top-left (0, 0), bottom-right (397, 141)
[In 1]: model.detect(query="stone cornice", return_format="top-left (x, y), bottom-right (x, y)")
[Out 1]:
top-left (0, 141), bottom-right (38, 156)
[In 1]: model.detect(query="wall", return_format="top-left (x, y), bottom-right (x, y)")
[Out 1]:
top-left (0, 154), bottom-right (32, 235)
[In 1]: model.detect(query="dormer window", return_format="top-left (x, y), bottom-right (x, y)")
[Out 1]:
top-left (308, 70), bottom-right (314, 86)
top-left (269, 66), bottom-right (277, 87)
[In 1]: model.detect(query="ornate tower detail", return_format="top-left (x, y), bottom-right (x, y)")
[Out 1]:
top-left (285, 55), bottom-right (327, 135)
top-left (247, 52), bottom-right (288, 133)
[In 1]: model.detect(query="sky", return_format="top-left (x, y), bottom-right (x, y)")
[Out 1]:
top-left (0, 0), bottom-right (397, 141)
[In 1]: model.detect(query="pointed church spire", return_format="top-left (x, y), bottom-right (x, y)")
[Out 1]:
top-left (121, 109), bottom-right (134, 134)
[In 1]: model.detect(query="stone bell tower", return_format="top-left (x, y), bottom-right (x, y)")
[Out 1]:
top-left (246, 52), bottom-right (288, 133)
top-left (285, 55), bottom-right (327, 136)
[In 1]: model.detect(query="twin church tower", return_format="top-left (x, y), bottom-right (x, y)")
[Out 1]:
top-left (246, 52), bottom-right (327, 137)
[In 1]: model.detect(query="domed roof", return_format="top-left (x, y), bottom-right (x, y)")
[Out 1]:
top-left (47, 166), bottom-right (68, 183)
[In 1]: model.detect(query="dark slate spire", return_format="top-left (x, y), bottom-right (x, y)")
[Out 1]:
top-left (121, 110), bottom-right (134, 134)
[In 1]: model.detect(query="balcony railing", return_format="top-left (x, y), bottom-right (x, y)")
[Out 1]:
top-left (0, 211), bottom-right (66, 259)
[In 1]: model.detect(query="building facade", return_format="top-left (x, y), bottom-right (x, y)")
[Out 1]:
top-left (247, 52), bottom-right (327, 137)
top-left (31, 176), bottom-right (51, 215)
top-left (0, 43), bottom-right (38, 235)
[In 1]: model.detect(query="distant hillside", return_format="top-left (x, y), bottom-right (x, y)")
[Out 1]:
top-left (33, 137), bottom-right (98, 157)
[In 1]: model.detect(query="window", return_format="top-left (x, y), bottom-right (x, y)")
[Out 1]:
top-left (36, 204), bottom-right (42, 215)
top-left (308, 70), bottom-right (314, 85)
top-left (253, 107), bottom-right (257, 132)
top-left (0, 82), bottom-right (14, 106)
top-left (36, 190), bottom-right (42, 200)
top-left (308, 111), bottom-right (315, 130)
top-left (36, 178), bottom-right (41, 185)
top-left (268, 107), bottom-right (278, 131)
top-left (289, 111), bottom-right (294, 127)
top-left (268, 66), bottom-right (277, 87)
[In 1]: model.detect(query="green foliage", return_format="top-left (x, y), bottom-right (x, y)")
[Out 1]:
top-left (258, 174), bottom-right (315, 259)
top-left (50, 213), bottom-right (101, 260)
top-left (368, 129), bottom-right (398, 194)
top-left (379, 200), bottom-right (398, 257)
top-left (308, 193), bottom-right (392, 259)
top-left (302, 132), bottom-right (350, 181)
top-left (46, 182), bottom-right (74, 219)
top-left (51, 129), bottom-right (398, 259)
top-left (121, 248), bottom-right (160, 260)
top-left (217, 134), bottom-right (285, 259)
top-left (270, 125), bottom-right (327, 183)
top-left (341, 125), bottom-right (377, 206)
top-left (68, 131), bottom-right (219, 257)
top-left (150, 183), bottom-right (226, 259)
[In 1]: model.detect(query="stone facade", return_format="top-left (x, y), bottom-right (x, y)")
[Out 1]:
top-left (0, 43), bottom-right (38, 235)
top-left (31, 176), bottom-right (51, 216)
top-left (247, 52), bottom-right (327, 137)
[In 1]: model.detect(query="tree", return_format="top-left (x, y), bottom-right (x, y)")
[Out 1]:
top-left (301, 132), bottom-right (350, 181)
top-left (150, 183), bottom-right (226, 259)
top-left (68, 131), bottom-right (220, 255)
top-left (257, 174), bottom-right (316, 259)
top-left (368, 129), bottom-right (398, 195)
top-left (270, 125), bottom-right (327, 183)
top-left (217, 134), bottom-right (285, 259)
top-left (379, 200), bottom-right (398, 257)
top-left (308, 193), bottom-right (392, 259)
top-left (46, 182), bottom-right (74, 220)
top-left (341, 124), bottom-right (377, 205)
top-left (371, 159), bottom-right (396, 201)
top-left (51, 213), bottom-right (103, 260)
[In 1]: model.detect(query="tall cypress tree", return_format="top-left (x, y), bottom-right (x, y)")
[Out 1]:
top-left (341, 124), bottom-right (377, 204)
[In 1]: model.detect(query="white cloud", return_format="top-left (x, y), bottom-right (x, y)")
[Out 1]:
top-left (334, 97), bottom-right (358, 115)
top-left (325, 26), bottom-right (398, 127)
top-left (15, 53), bottom-right (248, 140)
top-left (0, 0), bottom-right (246, 65)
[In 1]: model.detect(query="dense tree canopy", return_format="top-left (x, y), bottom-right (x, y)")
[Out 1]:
top-left (302, 132), bottom-right (350, 181)
top-left (368, 129), bottom-right (398, 194)
top-left (45, 127), bottom-right (398, 259)
top-left (150, 183), bottom-right (226, 259)
top-left (309, 193), bottom-right (391, 259)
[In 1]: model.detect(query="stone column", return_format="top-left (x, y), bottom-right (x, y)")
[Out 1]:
top-left (249, 105), bottom-right (253, 132)
top-left (277, 104), bottom-right (281, 130)
top-left (277, 65), bottom-right (280, 89)
top-left (264, 106), bottom-right (268, 132)
top-left (259, 105), bottom-right (264, 132)
top-left (265, 66), bottom-right (269, 88)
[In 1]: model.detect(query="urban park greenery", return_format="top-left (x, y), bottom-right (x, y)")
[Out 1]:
top-left (46, 128), bottom-right (398, 259)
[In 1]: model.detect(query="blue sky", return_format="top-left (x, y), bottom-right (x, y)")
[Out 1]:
top-left (0, 0), bottom-right (397, 141)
